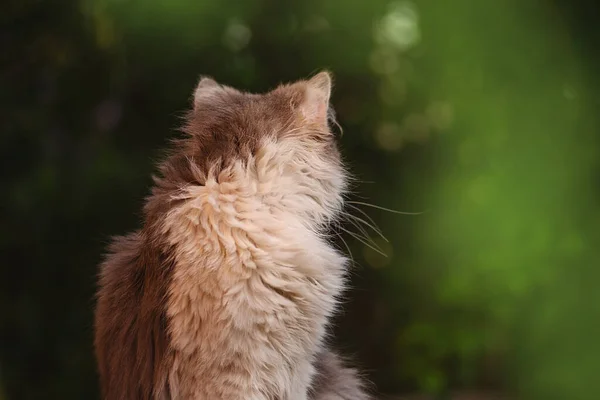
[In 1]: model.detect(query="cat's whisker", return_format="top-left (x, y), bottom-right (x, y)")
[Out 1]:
top-left (345, 204), bottom-right (384, 236)
top-left (340, 211), bottom-right (387, 243)
top-left (346, 200), bottom-right (425, 215)
top-left (342, 189), bottom-right (371, 200)
top-left (334, 230), bottom-right (355, 266)
top-left (341, 217), bottom-right (386, 253)
top-left (339, 212), bottom-right (384, 251)
top-left (340, 227), bottom-right (379, 254)
top-left (338, 226), bottom-right (388, 258)
top-left (340, 212), bottom-right (375, 240)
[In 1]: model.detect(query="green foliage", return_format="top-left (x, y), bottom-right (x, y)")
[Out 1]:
top-left (2, 0), bottom-right (599, 398)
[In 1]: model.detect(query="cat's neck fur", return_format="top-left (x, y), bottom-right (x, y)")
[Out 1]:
top-left (156, 138), bottom-right (347, 399)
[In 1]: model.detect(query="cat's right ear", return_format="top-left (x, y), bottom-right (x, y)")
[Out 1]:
top-left (193, 76), bottom-right (222, 107)
top-left (300, 71), bottom-right (333, 126)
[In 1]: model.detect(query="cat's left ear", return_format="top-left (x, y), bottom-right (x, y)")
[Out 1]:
top-left (301, 71), bottom-right (332, 125)
top-left (193, 76), bottom-right (223, 107)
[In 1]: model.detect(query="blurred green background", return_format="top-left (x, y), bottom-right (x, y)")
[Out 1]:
top-left (2, 0), bottom-right (600, 399)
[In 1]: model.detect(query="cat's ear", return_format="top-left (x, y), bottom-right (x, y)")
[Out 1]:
top-left (193, 76), bottom-right (222, 107)
top-left (301, 71), bottom-right (332, 125)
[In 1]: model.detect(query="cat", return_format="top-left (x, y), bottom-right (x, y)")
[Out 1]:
top-left (94, 71), bottom-right (371, 400)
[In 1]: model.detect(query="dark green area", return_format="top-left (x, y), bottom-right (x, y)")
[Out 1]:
top-left (2, 0), bottom-right (599, 399)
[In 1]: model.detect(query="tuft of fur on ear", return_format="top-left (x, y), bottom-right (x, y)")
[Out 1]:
top-left (302, 71), bottom-right (333, 126)
top-left (194, 76), bottom-right (222, 106)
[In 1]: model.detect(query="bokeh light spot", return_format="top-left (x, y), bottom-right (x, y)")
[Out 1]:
top-left (375, 122), bottom-right (404, 151)
top-left (375, 1), bottom-right (420, 51)
top-left (223, 18), bottom-right (252, 52)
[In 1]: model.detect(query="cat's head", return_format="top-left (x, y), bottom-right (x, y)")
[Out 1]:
top-left (157, 72), bottom-right (347, 231)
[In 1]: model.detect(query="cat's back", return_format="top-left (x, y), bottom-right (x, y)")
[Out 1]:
top-left (94, 231), bottom-right (171, 399)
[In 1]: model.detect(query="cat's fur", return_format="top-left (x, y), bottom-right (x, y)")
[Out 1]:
top-left (94, 72), bottom-right (370, 399)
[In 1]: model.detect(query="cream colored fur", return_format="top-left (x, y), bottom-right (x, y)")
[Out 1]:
top-left (162, 136), bottom-right (348, 399)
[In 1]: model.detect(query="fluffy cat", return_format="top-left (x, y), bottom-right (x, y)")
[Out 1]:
top-left (94, 71), bottom-right (371, 400)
